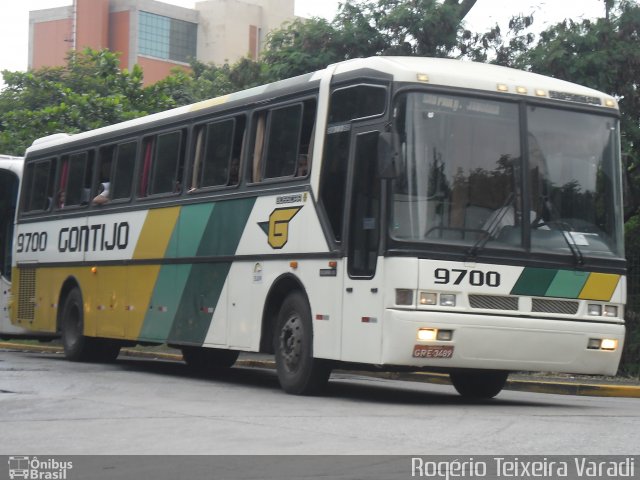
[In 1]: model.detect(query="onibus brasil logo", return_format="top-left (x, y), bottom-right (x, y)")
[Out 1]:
top-left (8, 456), bottom-right (73, 479)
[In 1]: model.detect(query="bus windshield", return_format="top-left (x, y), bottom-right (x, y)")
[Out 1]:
top-left (391, 92), bottom-right (624, 259)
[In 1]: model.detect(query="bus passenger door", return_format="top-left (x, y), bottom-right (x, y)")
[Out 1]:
top-left (341, 130), bottom-right (385, 364)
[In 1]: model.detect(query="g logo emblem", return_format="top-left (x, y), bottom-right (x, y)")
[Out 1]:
top-left (259, 207), bottom-right (302, 249)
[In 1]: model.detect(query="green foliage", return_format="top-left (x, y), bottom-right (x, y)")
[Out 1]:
top-left (149, 57), bottom-right (268, 106)
top-left (262, 0), bottom-right (478, 80)
top-left (0, 49), bottom-right (172, 156)
top-left (262, 18), bottom-right (349, 80)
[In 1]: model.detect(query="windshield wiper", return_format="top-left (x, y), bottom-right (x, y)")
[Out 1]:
top-left (559, 226), bottom-right (585, 267)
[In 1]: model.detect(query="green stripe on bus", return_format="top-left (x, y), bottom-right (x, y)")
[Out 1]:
top-left (138, 203), bottom-right (215, 341)
top-left (510, 268), bottom-right (558, 297)
top-left (176, 203), bottom-right (215, 257)
top-left (138, 264), bottom-right (192, 342)
top-left (168, 197), bottom-right (256, 345)
top-left (168, 263), bottom-right (232, 345)
top-left (545, 270), bottom-right (589, 298)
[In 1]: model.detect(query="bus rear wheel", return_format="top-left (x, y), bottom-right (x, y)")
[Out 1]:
top-left (449, 370), bottom-right (509, 399)
top-left (274, 291), bottom-right (331, 395)
top-left (181, 346), bottom-right (239, 372)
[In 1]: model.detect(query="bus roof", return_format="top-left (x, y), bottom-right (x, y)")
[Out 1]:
top-left (0, 155), bottom-right (24, 175)
top-left (26, 56), bottom-right (618, 156)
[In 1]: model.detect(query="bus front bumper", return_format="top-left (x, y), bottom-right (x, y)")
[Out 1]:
top-left (382, 309), bottom-right (625, 376)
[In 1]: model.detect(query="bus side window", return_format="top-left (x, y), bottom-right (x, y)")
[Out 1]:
top-left (95, 145), bottom-right (115, 205)
top-left (297, 99), bottom-right (316, 177)
top-left (229, 115), bottom-right (246, 185)
top-left (111, 141), bottom-right (137, 200)
top-left (190, 116), bottom-right (245, 191)
top-left (251, 99), bottom-right (316, 182)
top-left (190, 127), bottom-right (205, 191)
top-left (62, 151), bottom-right (93, 208)
top-left (264, 104), bottom-right (302, 179)
top-left (23, 159), bottom-right (56, 212)
top-left (252, 112), bottom-right (266, 182)
top-left (329, 85), bottom-right (386, 123)
top-left (139, 129), bottom-right (186, 197)
top-left (139, 137), bottom-right (155, 197)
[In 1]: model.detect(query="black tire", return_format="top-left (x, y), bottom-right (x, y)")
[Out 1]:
top-left (273, 291), bottom-right (331, 395)
top-left (61, 288), bottom-right (121, 363)
top-left (449, 370), bottom-right (509, 399)
top-left (182, 346), bottom-right (239, 372)
top-left (60, 288), bottom-right (93, 362)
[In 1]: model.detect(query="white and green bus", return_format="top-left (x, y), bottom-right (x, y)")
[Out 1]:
top-left (10, 57), bottom-right (626, 398)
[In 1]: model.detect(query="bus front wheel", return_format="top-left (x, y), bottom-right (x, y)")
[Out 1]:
top-left (61, 288), bottom-right (120, 362)
top-left (61, 288), bottom-right (93, 362)
top-left (449, 370), bottom-right (509, 399)
top-left (273, 291), bottom-right (331, 395)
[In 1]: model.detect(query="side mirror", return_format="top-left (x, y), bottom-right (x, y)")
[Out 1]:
top-left (377, 131), bottom-right (397, 179)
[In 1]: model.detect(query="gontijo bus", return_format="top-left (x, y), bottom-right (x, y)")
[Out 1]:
top-left (11, 57), bottom-right (626, 398)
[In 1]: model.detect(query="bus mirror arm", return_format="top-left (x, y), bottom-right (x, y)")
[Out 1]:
top-left (377, 131), bottom-right (397, 180)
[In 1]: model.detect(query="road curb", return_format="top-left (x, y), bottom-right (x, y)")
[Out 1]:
top-left (2, 341), bottom-right (639, 398)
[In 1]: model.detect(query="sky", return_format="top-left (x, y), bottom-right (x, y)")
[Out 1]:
top-left (0, 0), bottom-right (608, 90)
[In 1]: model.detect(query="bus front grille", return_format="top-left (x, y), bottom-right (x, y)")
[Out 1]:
top-left (17, 267), bottom-right (36, 321)
top-left (532, 298), bottom-right (579, 315)
top-left (468, 295), bottom-right (519, 311)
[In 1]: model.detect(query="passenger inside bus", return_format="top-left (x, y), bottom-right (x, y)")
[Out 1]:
top-left (92, 182), bottom-right (110, 205)
top-left (296, 154), bottom-right (309, 177)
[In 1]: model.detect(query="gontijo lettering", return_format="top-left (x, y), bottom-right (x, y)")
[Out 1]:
top-left (58, 222), bottom-right (129, 252)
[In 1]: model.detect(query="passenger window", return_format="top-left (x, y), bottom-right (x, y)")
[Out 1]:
top-left (190, 116), bottom-right (245, 191)
top-left (111, 141), bottom-right (137, 200)
top-left (96, 141), bottom-right (137, 204)
top-left (251, 99), bottom-right (316, 182)
top-left (60, 152), bottom-right (93, 208)
top-left (329, 85), bottom-right (387, 123)
top-left (139, 130), bottom-right (185, 197)
top-left (23, 159), bottom-right (56, 212)
top-left (264, 104), bottom-right (302, 179)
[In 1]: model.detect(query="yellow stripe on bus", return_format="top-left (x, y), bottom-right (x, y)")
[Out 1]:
top-left (189, 95), bottom-right (229, 112)
top-left (578, 273), bottom-right (620, 301)
top-left (133, 207), bottom-right (181, 259)
top-left (127, 265), bottom-right (163, 339)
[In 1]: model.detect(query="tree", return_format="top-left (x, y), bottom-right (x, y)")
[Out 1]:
top-left (262, 0), bottom-right (478, 80)
top-left (0, 49), bottom-right (174, 156)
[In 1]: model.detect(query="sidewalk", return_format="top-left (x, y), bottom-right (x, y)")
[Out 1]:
top-left (1, 341), bottom-right (639, 398)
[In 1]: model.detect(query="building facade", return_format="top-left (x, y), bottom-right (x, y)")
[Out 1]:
top-left (29, 0), bottom-right (296, 85)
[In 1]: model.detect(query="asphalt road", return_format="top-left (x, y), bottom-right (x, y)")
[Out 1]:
top-left (1, 348), bottom-right (639, 457)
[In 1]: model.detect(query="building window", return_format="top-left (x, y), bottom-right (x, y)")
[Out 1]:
top-left (138, 11), bottom-right (197, 63)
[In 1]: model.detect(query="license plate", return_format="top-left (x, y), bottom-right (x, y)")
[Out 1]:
top-left (413, 345), bottom-right (454, 359)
